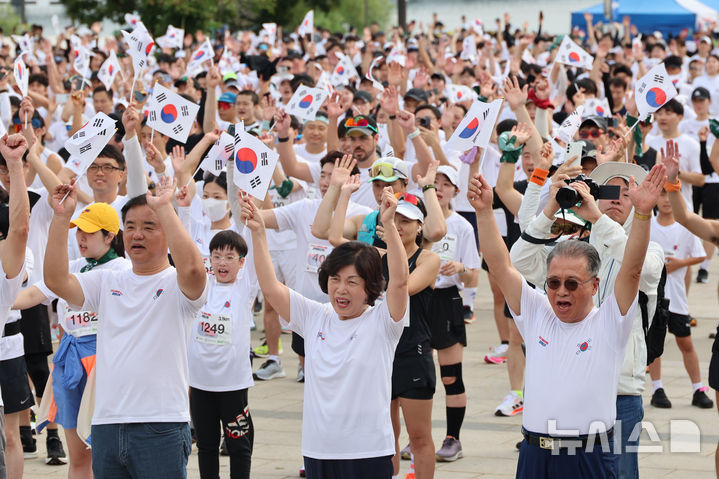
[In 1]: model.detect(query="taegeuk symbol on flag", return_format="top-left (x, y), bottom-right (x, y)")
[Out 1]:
top-left (286, 86), bottom-right (329, 121)
top-left (232, 124), bottom-right (279, 200)
top-left (145, 83), bottom-right (199, 143)
top-left (634, 63), bottom-right (677, 121)
top-left (445, 99), bottom-right (503, 152)
top-left (200, 132), bottom-right (235, 176)
top-left (555, 36), bottom-right (594, 70)
top-left (121, 27), bottom-right (155, 75)
top-left (98, 50), bottom-right (123, 91)
top-left (14, 56), bottom-right (28, 98)
top-left (298, 10), bottom-right (314, 37)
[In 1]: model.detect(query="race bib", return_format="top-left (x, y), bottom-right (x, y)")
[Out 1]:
top-left (432, 234), bottom-right (457, 262)
top-left (63, 307), bottom-right (98, 337)
top-left (306, 243), bottom-right (332, 273)
top-left (269, 189), bottom-right (289, 209)
top-left (195, 312), bottom-right (232, 345)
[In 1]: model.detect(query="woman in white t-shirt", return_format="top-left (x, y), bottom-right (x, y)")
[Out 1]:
top-left (188, 229), bottom-right (257, 479)
top-left (12, 202), bottom-right (128, 477)
top-left (240, 187), bottom-right (408, 478)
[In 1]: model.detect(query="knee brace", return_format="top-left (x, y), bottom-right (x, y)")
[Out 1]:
top-left (440, 363), bottom-right (465, 395)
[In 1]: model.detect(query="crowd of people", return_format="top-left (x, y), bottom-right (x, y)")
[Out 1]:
top-left (0, 7), bottom-right (715, 479)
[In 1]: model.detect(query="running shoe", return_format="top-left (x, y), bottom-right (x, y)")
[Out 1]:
top-left (404, 471), bottom-right (416, 479)
top-left (297, 363), bottom-right (305, 383)
top-left (696, 268), bottom-right (709, 283)
top-left (253, 338), bottom-right (282, 358)
top-left (650, 388), bottom-right (672, 408)
top-left (484, 344), bottom-right (508, 364)
top-left (400, 443), bottom-right (411, 460)
top-left (495, 391), bottom-right (524, 417)
top-left (45, 436), bottom-right (67, 465)
top-left (21, 428), bottom-right (37, 459)
top-left (253, 359), bottom-right (286, 381)
top-left (435, 436), bottom-right (463, 462)
top-left (692, 387), bottom-right (714, 408)
top-left (462, 306), bottom-right (475, 324)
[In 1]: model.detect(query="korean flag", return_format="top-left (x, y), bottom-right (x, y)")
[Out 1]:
top-left (298, 10), bottom-right (314, 37)
top-left (200, 132), bottom-right (234, 175)
top-left (187, 39), bottom-right (214, 73)
top-left (555, 36), bottom-right (594, 70)
top-left (98, 50), bottom-right (123, 91)
top-left (232, 124), bottom-right (279, 200)
top-left (445, 99), bottom-right (503, 153)
top-left (121, 28), bottom-right (155, 76)
top-left (65, 113), bottom-right (117, 176)
top-left (286, 86), bottom-right (329, 121)
top-left (14, 56), bottom-right (28, 97)
top-left (146, 83), bottom-right (200, 143)
top-left (635, 63), bottom-right (678, 121)
top-left (330, 52), bottom-right (359, 87)
top-left (556, 105), bottom-right (584, 144)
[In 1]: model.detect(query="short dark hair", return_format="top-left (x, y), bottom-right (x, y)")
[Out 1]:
top-left (28, 73), bottom-right (48, 87)
top-left (209, 230), bottom-right (248, 257)
top-left (237, 89), bottom-right (259, 105)
top-left (658, 98), bottom-right (684, 116)
top-left (121, 194), bottom-right (148, 224)
top-left (415, 104), bottom-right (441, 121)
top-left (318, 241), bottom-right (384, 306)
top-left (663, 55), bottom-right (683, 70)
top-left (93, 85), bottom-right (112, 100)
top-left (319, 151), bottom-right (361, 175)
top-left (97, 144), bottom-right (125, 170)
top-left (496, 119), bottom-right (518, 135)
top-left (609, 77), bottom-right (627, 90)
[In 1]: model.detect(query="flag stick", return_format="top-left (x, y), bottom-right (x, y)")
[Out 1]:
top-left (186, 164), bottom-right (202, 187)
top-left (130, 73), bottom-right (138, 102)
top-left (150, 128), bottom-right (154, 145)
top-left (624, 120), bottom-right (639, 138)
top-left (24, 110), bottom-right (27, 130)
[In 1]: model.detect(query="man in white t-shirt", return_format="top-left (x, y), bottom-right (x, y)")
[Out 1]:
top-left (42, 178), bottom-right (208, 479)
top-left (293, 114), bottom-right (328, 163)
top-left (466, 163), bottom-right (665, 477)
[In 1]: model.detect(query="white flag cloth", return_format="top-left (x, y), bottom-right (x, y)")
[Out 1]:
top-left (187, 39), bottom-right (214, 73)
top-left (124, 14), bottom-right (142, 29)
top-left (298, 10), bottom-right (314, 37)
top-left (635, 63), bottom-right (678, 121)
top-left (69, 35), bottom-right (83, 57)
top-left (73, 46), bottom-right (93, 78)
top-left (556, 105), bottom-right (585, 144)
top-left (12, 34), bottom-right (33, 54)
top-left (200, 132), bottom-right (234, 175)
top-left (460, 36), bottom-right (477, 62)
top-left (13, 56), bottom-right (28, 98)
top-left (330, 53), bottom-right (359, 86)
top-left (446, 99), bottom-right (503, 152)
top-left (51, 15), bottom-right (60, 35)
top-left (165, 25), bottom-right (184, 49)
top-left (232, 124), bottom-right (279, 200)
top-left (447, 84), bottom-right (476, 103)
top-left (555, 36), bottom-right (594, 70)
top-left (145, 83), bottom-right (199, 143)
top-left (262, 23), bottom-right (277, 43)
top-left (65, 113), bottom-right (117, 176)
top-left (122, 28), bottom-right (155, 76)
top-left (316, 71), bottom-right (333, 93)
top-left (98, 51), bottom-right (123, 91)
top-left (471, 19), bottom-right (484, 36)
top-left (218, 49), bottom-right (235, 76)
top-left (386, 48), bottom-right (406, 67)
top-left (285, 86), bottom-right (329, 121)
top-left (583, 98), bottom-right (611, 118)
top-left (365, 56), bottom-right (385, 91)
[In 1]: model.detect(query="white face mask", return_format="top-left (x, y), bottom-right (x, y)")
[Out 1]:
top-left (201, 197), bottom-right (229, 222)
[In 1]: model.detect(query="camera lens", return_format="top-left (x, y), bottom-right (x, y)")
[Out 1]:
top-left (556, 187), bottom-right (580, 210)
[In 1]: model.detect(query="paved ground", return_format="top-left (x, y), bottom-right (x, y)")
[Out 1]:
top-left (21, 262), bottom-right (719, 478)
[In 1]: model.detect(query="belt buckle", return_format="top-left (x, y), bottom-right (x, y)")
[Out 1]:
top-left (539, 437), bottom-right (554, 450)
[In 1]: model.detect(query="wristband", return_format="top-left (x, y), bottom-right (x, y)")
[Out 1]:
top-left (276, 178), bottom-right (294, 198)
top-left (388, 115), bottom-right (397, 120)
top-left (278, 136), bottom-right (290, 143)
top-left (529, 168), bottom-right (549, 186)
top-left (664, 179), bottom-right (681, 192)
top-left (634, 211), bottom-right (651, 221)
top-left (422, 184), bottom-right (436, 192)
top-left (477, 95), bottom-right (489, 103)
top-left (408, 129), bottom-right (421, 140)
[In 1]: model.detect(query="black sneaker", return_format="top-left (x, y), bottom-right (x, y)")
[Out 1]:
top-left (692, 387), bottom-right (714, 409)
top-left (21, 429), bottom-right (37, 459)
top-left (696, 268), bottom-right (709, 283)
top-left (253, 298), bottom-right (263, 313)
top-left (220, 437), bottom-right (229, 456)
top-left (651, 388), bottom-right (672, 408)
top-left (45, 436), bottom-right (67, 465)
top-left (462, 306), bottom-right (475, 324)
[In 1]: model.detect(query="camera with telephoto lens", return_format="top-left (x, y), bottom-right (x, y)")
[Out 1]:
top-left (555, 174), bottom-right (621, 210)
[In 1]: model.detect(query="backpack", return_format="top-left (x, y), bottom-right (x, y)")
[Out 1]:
top-left (639, 266), bottom-right (669, 366)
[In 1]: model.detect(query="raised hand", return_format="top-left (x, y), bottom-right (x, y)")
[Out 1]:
top-left (379, 85), bottom-right (400, 116)
top-left (379, 186), bottom-right (398, 225)
top-left (326, 92), bottom-right (344, 119)
top-left (396, 110), bottom-right (415, 132)
top-left (240, 193), bottom-right (264, 231)
top-left (512, 122), bottom-right (532, 146)
top-left (170, 145), bottom-right (186, 174)
top-left (0, 133), bottom-right (28, 166)
top-left (273, 110), bottom-right (291, 136)
top-left (175, 184), bottom-right (192, 207)
top-left (146, 175), bottom-right (177, 210)
top-left (260, 95), bottom-right (277, 122)
top-left (340, 175), bottom-right (361, 196)
top-left (553, 154), bottom-right (582, 178)
top-left (122, 103), bottom-right (140, 136)
top-left (629, 163), bottom-right (666, 214)
top-left (19, 96), bottom-right (34, 125)
top-left (467, 173), bottom-right (494, 212)
top-left (661, 139), bottom-right (680, 182)
top-left (50, 182), bottom-right (77, 217)
top-left (330, 154), bottom-right (356, 187)
top-left (416, 158), bottom-right (439, 188)
top-left (206, 66), bottom-right (222, 89)
top-left (502, 75), bottom-right (528, 111)
top-left (145, 142), bottom-right (165, 172)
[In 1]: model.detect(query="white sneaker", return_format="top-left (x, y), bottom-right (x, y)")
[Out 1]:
top-left (253, 359), bottom-right (286, 381)
top-left (484, 343), bottom-right (509, 364)
top-left (494, 391), bottom-right (523, 416)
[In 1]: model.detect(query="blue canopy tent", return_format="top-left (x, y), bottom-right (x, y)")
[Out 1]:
top-left (571, 0), bottom-right (696, 37)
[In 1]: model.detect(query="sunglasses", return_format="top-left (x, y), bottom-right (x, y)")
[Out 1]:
top-left (218, 101), bottom-right (233, 110)
top-left (395, 192), bottom-right (420, 206)
top-left (550, 221), bottom-right (583, 236)
top-left (371, 162), bottom-right (402, 179)
top-left (12, 119), bottom-right (42, 132)
top-left (344, 117), bottom-right (377, 132)
top-left (579, 129), bottom-right (602, 139)
top-left (544, 276), bottom-right (595, 291)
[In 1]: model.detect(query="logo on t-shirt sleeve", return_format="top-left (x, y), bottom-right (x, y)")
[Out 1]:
top-left (538, 336), bottom-right (549, 347)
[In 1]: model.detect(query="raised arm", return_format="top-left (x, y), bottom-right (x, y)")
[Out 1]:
top-left (0, 134), bottom-right (29, 279)
top-left (274, 111), bottom-right (313, 182)
top-left (146, 177), bottom-right (206, 300)
top-left (310, 155), bottom-right (355, 239)
top-left (203, 66), bottom-right (221, 133)
top-left (326, 176), bottom-right (360, 247)
top-left (122, 103), bottom-right (149, 198)
top-left (415, 158), bottom-right (446, 241)
top-left (467, 173), bottom-right (524, 313)
top-left (614, 164), bottom-right (665, 315)
top-left (379, 187), bottom-right (409, 321)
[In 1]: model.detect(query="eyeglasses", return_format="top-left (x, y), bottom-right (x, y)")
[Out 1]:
top-left (544, 276), bottom-right (596, 291)
top-left (210, 253), bottom-right (242, 262)
top-left (579, 129), bottom-right (602, 139)
top-left (344, 117), bottom-right (377, 132)
top-left (396, 192), bottom-right (420, 206)
top-left (218, 101), bottom-right (233, 110)
top-left (370, 162), bottom-right (402, 178)
top-left (87, 164), bottom-right (123, 173)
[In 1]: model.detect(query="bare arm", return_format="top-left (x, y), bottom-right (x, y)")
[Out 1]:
top-left (12, 286), bottom-right (48, 310)
top-left (415, 159), bottom-right (446, 242)
top-left (378, 187), bottom-right (409, 321)
top-left (274, 111), bottom-right (313, 182)
top-left (203, 66), bottom-right (221, 133)
top-left (0, 134), bottom-right (30, 279)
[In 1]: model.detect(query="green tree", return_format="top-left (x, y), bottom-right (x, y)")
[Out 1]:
top-left (0, 4), bottom-right (22, 34)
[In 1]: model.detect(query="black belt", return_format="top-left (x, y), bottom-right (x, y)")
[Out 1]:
top-left (2, 321), bottom-right (20, 337)
top-left (522, 427), bottom-right (614, 451)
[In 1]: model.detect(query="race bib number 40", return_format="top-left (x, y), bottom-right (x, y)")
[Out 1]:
top-left (63, 307), bottom-right (98, 337)
top-left (195, 311), bottom-right (232, 345)
top-left (306, 243), bottom-right (332, 273)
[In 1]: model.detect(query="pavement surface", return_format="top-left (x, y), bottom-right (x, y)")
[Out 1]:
top-left (21, 261), bottom-right (719, 478)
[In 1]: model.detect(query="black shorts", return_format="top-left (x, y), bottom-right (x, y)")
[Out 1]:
top-left (24, 353), bottom-right (50, 398)
top-left (391, 352), bottom-right (435, 400)
top-left (20, 304), bottom-right (52, 356)
top-left (710, 326), bottom-right (719, 391)
top-left (668, 312), bottom-right (691, 338)
top-left (429, 286), bottom-right (467, 350)
top-left (291, 331), bottom-right (305, 357)
top-left (0, 356), bottom-right (35, 414)
top-left (304, 455), bottom-right (393, 478)
top-left (702, 183), bottom-right (719, 219)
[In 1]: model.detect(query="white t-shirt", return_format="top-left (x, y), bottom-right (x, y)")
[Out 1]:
top-left (678, 117), bottom-right (719, 182)
top-left (306, 161), bottom-right (375, 208)
top-left (646, 134), bottom-right (701, 205)
top-left (188, 275), bottom-right (255, 392)
top-left (433, 212), bottom-right (481, 289)
top-left (288, 289), bottom-right (403, 459)
top-left (508, 280), bottom-right (636, 435)
top-left (294, 144), bottom-right (326, 163)
top-left (650, 219), bottom-right (706, 315)
top-left (74, 266), bottom-right (209, 424)
top-left (274, 198), bottom-right (372, 302)
top-left (0, 261), bottom-right (28, 406)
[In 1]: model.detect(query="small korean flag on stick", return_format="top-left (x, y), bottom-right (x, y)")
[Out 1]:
top-left (445, 99), bottom-right (503, 152)
top-left (146, 83), bottom-right (200, 143)
top-left (121, 27), bottom-right (155, 85)
top-left (583, 98), bottom-right (611, 118)
top-left (232, 125), bottom-right (279, 200)
top-left (447, 84), bottom-right (476, 103)
top-left (556, 105), bottom-right (584, 144)
top-left (98, 50), bottom-right (123, 91)
top-left (166, 25), bottom-right (184, 49)
top-left (330, 53), bottom-right (359, 87)
top-left (64, 112), bottom-right (117, 183)
top-left (187, 39), bottom-right (214, 73)
top-left (555, 36), bottom-right (594, 70)
top-left (635, 63), bottom-right (677, 121)
top-left (286, 86), bottom-right (329, 121)
top-left (298, 10), bottom-right (314, 37)
top-left (200, 132), bottom-right (235, 175)
top-left (125, 13), bottom-right (142, 29)
top-left (14, 56), bottom-right (28, 98)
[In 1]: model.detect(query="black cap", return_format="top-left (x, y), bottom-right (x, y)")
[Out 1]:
top-left (579, 116), bottom-right (608, 132)
top-left (353, 90), bottom-right (373, 103)
top-left (692, 86), bottom-right (711, 101)
top-left (404, 88), bottom-right (429, 102)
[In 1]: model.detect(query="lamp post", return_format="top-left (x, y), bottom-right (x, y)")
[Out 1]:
top-left (398, 0), bottom-right (407, 31)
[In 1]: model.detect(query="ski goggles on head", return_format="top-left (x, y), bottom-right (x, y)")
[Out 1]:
top-left (370, 162), bottom-right (403, 179)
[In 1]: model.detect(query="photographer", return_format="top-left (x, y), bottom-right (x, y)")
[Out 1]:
top-left (509, 161), bottom-right (665, 478)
